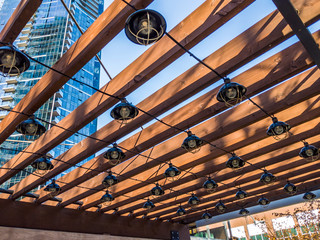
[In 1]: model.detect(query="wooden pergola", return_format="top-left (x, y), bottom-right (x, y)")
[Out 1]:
top-left (0, 0), bottom-right (319, 239)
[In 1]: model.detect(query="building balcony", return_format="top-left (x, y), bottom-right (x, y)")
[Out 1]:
top-left (1, 93), bottom-right (14, 101)
top-left (0, 111), bottom-right (8, 120)
top-left (19, 34), bottom-right (29, 41)
top-left (5, 79), bottom-right (18, 84)
top-left (55, 89), bottom-right (63, 98)
top-left (54, 98), bottom-right (62, 107)
top-left (21, 27), bottom-right (32, 34)
top-left (3, 86), bottom-right (16, 93)
top-left (52, 108), bottom-right (61, 117)
top-left (51, 116), bottom-right (59, 125)
top-left (0, 102), bottom-right (14, 110)
top-left (17, 40), bottom-right (28, 48)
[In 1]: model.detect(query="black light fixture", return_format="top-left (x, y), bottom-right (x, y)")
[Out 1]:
top-left (0, 45), bottom-right (30, 76)
top-left (125, 9), bottom-right (166, 45)
top-left (181, 131), bottom-right (203, 153)
top-left (16, 116), bottom-right (46, 138)
top-left (143, 198), bottom-right (155, 210)
top-left (188, 193), bottom-right (200, 208)
top-left (258, 197), bottom-right (270, 207)
top-left (31, 156), bottom-right (54, 175)
top-left (176, 205), bottom-right (186, 216)
top-left (283, 181), bottom-right (297, 195)
top-left (202, 211), bottom-right (212, 220)
top-left (236, 188), bottom-right (248, 200)
top-left (103, 143), bottom-right (125, 165)
top-left (303, 191), bottom-right (316, 201)
top-left (226, 154), bottom-right (245, 170)
top-left (164, 163), bottom-right (181, 182)
top-left (151, 183), bottom-right (165, 197)
top-left (44, 179), bottom-right (60, 197)
top-left (203, 177), bottom-right (218, 193)
top-left (217, 78), bottom-right (247, 107)
top-left (267, 117), bottom-right (291, 141)
top-left (299, 142), bottom-right (319, 162)
top-left (215, 200), bottom-right (226, 213)
top-left (239, 208), bottom-right (250, 216)
top-left (110, 99), bottom-right (139, 124)
top-left (100, 190), bottom-right (114, 206)
top-left (102, 171), bottom-right (119, 188)
top-left (259, 170), bottom-right (276, 185)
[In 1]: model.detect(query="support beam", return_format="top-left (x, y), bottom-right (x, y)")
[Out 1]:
top-left (0, 199), bottom-right (190, 240)
top-left (0, 0), bottom-right (254, 187)
top-left (272, 0), bottom-right (320, 69)
top-left (0, 0), bottom-right (42, 43)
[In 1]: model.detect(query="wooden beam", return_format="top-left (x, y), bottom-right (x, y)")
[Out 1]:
top-left (0, 0), bottom-right (42, 43)
top-left (0, 0), bottom-right (254, 187)
top-left (0, 0), bottom-right (153, 181)
top-left (47, 66), bottom-right (320, 208)
top-left (0, 199), bottom-right (190, 240)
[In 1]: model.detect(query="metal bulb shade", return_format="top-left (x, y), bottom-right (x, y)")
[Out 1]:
top-left (101, 190), bottom-right (114, 205)
top-left (236, 189), bottom-right (247, 200)
top-left (303, 192), bottom-right (316, 201)
top-left (259, 171), bottom-right (276, 185)
top-left (143, 199), bottom-right (155, 210)
top-left (258, 197), bottom-right (270, 207)
top-left (226, 154), bottom-right (245, 170)
top-left (215, 201), bottom-right (226, 213)
top-left (203, 177), bottom-right (218, 193)
top-left (284, 182), bottom-right (297, 195)
top-left (31, 157), bottom-right (54, 175)
top-left (125, 9), bottom-right (166, 45)
top-left (181, 131), bottom-right (203, 153)
top-left (299, 142), bottom-right (319, 162)
top-left (267, 117), bottom-right (291, 140)
top-left (16, 117), bottom-right (46, 137)
top-left (164, 163), bottom-right (181, 181)
top-left (188, 194), bottom-right (200, 207)
top-left (217, 80), bottom-right (247, 107)
top-left (103, 143), bottom-right (125, 165)
top-left (202, 212), bottom-right (212, 220)
top-left (110, 100), bottom-right (139, 123)
top-left (0, 46), bottom-right (30, 76)
top-left (151, 183), bottom-right (164, 196)
top-left (44, 179), bottom-right (60, 197)
top-left (176, 206), bottom-right (186, 216)
top-left (239, 208), bottom-right (249, 216)
top-left (102, 172), bottom-right (119, 188)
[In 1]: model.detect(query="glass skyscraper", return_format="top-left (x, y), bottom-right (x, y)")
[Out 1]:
top-left (0, 0), bottom-right (103, 189)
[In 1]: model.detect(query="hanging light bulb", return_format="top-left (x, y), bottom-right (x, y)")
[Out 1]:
top-left (102, 171), bottom-right (119, 188)
top-left (203, 177), bottom-right (218, 193)
top-left (31, 156), bottom-right (54, 176)
top-left (303, 191), bottom-right (316, 201)
top-left (216, 78), bottom-right (247, 107)
top-left (151, 183), bottom-right (165, 197)
top-left (215, 200), bottom-right (226, 213)
top-left (176, 205), bottom-right (186, 216)
top-left (226, 154), bottom-right (245, 170)
top-left (125, 9), bottom-right (166, 45)
top-left (100, 190), bottom-right (114, 206)
top-left (110, 99), bottom-right (139, 124)
top-left (258, 197), bottom-right (270, 208)
top-left (259, 170), bottom-right (276, 185)
top-left (0, 45), bottom-right (30, 76)
top-left (202, 211), bottom-right (212, 220)
top-left (143, 199), bottom-right (155, 210)
top-left (44, 179), bottom-right (61, 197)
top-left (188, 193), bottom-right (200, 208)
top-left (299, 142), bottom-right (319, 162)
top-left (283, 182), bottom-right (297, 195)
top-left (103, 143), bottom-right (125, 165)
top-left (181, 131), bottom-right (203, 153)
top-left (267, 117), bottom-right (291, 141)
top-left (16, 116), bottom-right (46, 139)
top-left (239, 208), bottom-right (250, 216)
top-left (164, 163), bottom-right (181, 182)
top-left (236, 189), bottom-right (248, 200)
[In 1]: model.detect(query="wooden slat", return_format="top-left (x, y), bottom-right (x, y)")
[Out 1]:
top-left (50, 66), bottom-right (320, 208)
top-left (0, 0), bottom-right (42, 43)
top-left (0, 0), bottom-right (154, 182)
top-left (7, 0), bottom-right (258, 200)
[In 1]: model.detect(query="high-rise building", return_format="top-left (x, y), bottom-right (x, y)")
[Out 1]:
top-left (0, 0), bottom-right (103, 189)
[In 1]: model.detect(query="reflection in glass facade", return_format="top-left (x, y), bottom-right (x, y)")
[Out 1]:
top-left (0, 0), bottom-right (103, 189)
